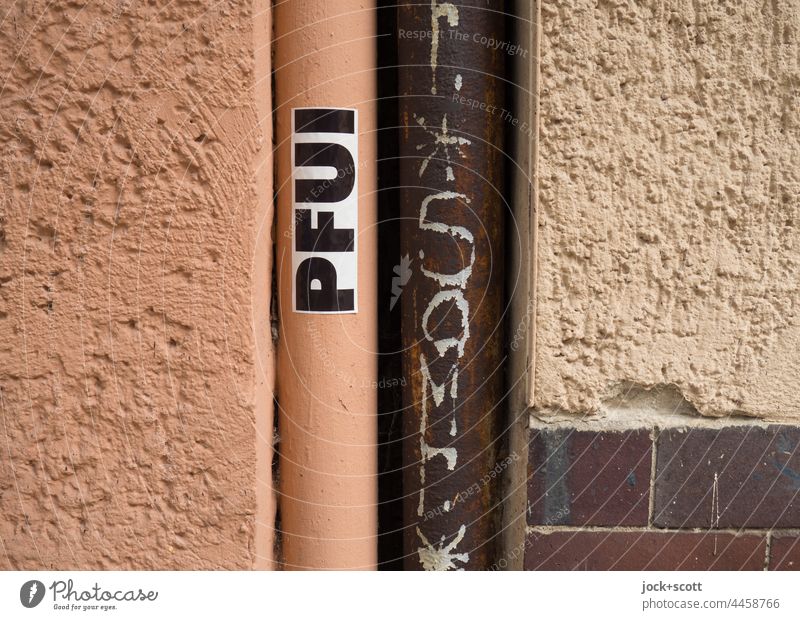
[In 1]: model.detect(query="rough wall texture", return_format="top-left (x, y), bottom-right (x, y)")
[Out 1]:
top-left (534, 0), bottom-right (800, 420)
top-left (0, 1), bottom-right (271, 568)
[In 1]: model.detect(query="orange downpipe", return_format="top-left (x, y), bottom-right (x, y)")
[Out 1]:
top-left (274, 0), bottom-right (378, 569)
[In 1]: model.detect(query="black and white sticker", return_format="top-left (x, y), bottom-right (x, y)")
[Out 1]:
top-left (291, 108), bottom-right (358, 314)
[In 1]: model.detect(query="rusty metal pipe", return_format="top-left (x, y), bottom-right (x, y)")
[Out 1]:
top-left (399, 0), bottom-right (507, 570)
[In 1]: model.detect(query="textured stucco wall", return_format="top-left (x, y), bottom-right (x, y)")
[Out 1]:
top-left (534, 0), bottom-right (800, 421)
top-left (0, 1), bottom-right (273, 568)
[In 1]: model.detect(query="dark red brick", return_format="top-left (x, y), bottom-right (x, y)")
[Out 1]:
top-left (524, 530), bottom-right (766, 570)
top-left (654, 426), bottom-right (800, 528)
top-left (770, 536), bottom-right (800, 570)
top-left (528, 429), bottom-right (652, 526)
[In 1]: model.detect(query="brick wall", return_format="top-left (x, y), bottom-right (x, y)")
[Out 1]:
top-left (524, 426), bottom-right (800, 570)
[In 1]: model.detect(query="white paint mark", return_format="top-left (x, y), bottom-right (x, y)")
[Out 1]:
top-left (414, 114), bottom-right (471, 181)
top-left (413, 10), bottom-right (482, 563)
top-left (422, 289), bottom-right (470, 358)
top-left (416, 525), bottom-right (469, 571)
top-left (418, 463), bottom-right (426, 517)
top-left (711, 472), bottom-right (720, 555)
top-left (430, 1), bottom-right (460, 95)
top-left (418, 191), bottom-right (475, 288)
top-left (420, 354), bottom-right (458, 406)
top-left (422, 442), bottom-right (458, 470)
top-left (711, 472), bottom-right (720, 527)
top-left (417, 354), bottom-right (461, 516)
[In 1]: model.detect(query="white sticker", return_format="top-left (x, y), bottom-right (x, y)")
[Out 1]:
top-left (291, 108), bottom-right (358, 314)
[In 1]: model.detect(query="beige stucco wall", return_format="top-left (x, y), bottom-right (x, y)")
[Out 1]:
top-left (533, 0), bottom-right (800, 421)
top-left (0, 1), bottom-right (274, 569)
